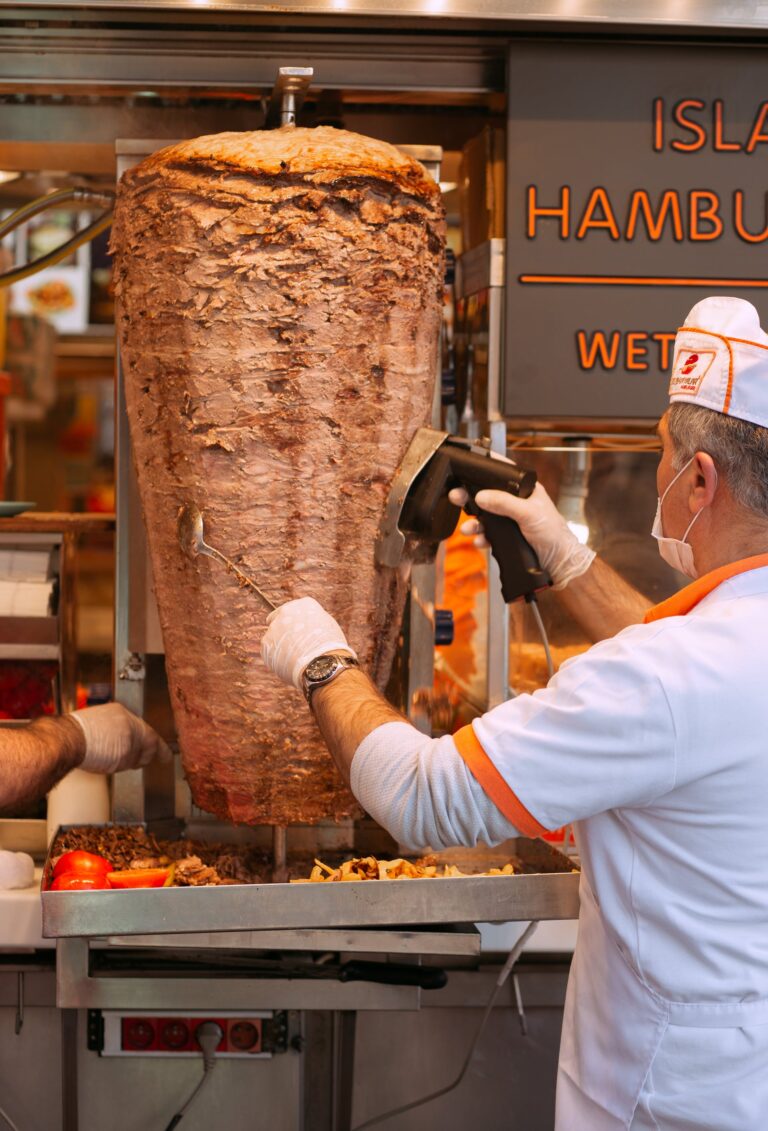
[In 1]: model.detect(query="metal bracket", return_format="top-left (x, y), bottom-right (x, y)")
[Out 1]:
top-left (266, 67), bottom-right (313, 128)
top-left (87, 1009), bottom-right (105, 1053)
top-left (262, 1010), bottom-right (289, 1054)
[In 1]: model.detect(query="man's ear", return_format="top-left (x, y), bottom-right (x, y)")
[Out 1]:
top-left (694, 451), bottom-right (718, 504)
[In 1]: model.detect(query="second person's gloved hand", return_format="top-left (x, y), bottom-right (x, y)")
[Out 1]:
top-left (449, 482), bottom-right (595, 591)
top-left (260, 597), bottom-right (356, 690)
top-left (70, 703), bottom-right (172, 775)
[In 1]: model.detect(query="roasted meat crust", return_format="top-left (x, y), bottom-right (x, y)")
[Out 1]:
top-left (111, 127), bottom-right (444, 825)
top-left (131, 127), bottom-right (441, 200)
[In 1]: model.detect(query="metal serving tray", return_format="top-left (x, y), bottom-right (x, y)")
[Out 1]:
top-left (41, 834), bottom-right (580, 940)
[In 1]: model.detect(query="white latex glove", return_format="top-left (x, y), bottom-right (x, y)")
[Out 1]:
top-left (260, 597), bottom-right (356, 690)
top-left (70, 703), bottom-right (172, 774)
top-left (449, 482), bottom-right (596, 591)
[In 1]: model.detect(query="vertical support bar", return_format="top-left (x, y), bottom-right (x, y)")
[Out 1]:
top-left (272, 825), bottom-right (288, 883)
top-left (303, 1011), bottom-right (334, 1130)
top-left (331, 1010), bottom-right (357, 1131)
top-left (486, 420), bottom-right (510, 707)
top-left (487, 264), bottom-right (510, 706)
top-left (407, 563), bottom-right (436, 735)
top-left (61, 1008), bottom-right (79, 1131)
top-left (59, 532), bottom-right (78, 714)
top-left (14, 971), bottom-right (23, 1035)
top-left (112, 349), bottom-right (146, 823)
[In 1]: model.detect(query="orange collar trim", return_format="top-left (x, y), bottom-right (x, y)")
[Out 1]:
top-left (643, 553), bottom-right (768, 624)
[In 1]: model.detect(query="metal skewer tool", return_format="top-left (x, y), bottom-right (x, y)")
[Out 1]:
top-left (177, 503), bottom-right (277, 612)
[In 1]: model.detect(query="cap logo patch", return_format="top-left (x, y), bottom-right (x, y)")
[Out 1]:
top-left (670, 347), bottom-right (717, 396)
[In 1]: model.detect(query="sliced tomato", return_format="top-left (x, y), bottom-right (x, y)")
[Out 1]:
top-left (107, 865), bottom-right (174, 889)
top-left (53, 850), bottom-right (112, 879)
top-left (50, 872), bottom-right (111, 891)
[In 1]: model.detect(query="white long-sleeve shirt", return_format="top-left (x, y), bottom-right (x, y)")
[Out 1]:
top-left (351, 564), bottom-right (768, 1005)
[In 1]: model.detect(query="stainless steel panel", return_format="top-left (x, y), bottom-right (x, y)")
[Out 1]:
top-left (0, 1005), bottom-right (63, 1131)
top-left (105, 925), bottom-right (482, 955)
top-left (75, 1003), bottom-right (302, 1131)
top-left (56, 938), bottom-right (421, 1010)
top-left (0, 24), bottom-right (504, 92)
top-left (456, 239), bottom-right (505, 300)
top-left (43, 870), bottom-right (580, 939)
top-left (0, 0), bottom-right (766, 29)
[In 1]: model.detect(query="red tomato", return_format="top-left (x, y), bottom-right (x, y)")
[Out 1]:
top-left (107, 865), bottom-right (174, 889)
top-left (50, 872), bottom-right (111, 891)
top-left (53, 850), bottom-right (112, 879)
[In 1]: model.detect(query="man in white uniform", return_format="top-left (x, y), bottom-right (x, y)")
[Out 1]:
top-left (261, 296), bottom-right (768, 1130)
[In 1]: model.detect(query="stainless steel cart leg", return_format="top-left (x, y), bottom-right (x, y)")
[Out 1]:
top-left (61, 1008), bottom-right (78, 1131)
top-left (332, 1010), bottom-right (357, 1131)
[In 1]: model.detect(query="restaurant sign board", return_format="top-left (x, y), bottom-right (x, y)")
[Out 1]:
top-left (505, 42), bottom-right (768, 421)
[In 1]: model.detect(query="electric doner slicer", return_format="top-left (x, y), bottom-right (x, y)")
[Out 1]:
top-left (376, 427), bottom-right (552, 604)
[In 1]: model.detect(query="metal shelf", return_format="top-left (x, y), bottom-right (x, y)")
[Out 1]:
top-left (0, 644), bottom-right (60, 660)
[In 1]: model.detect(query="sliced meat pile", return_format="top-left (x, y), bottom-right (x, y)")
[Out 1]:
top-left (111, 127), bottom-right (444, 824)
top-left (51, 826), bottom-right (268, 886)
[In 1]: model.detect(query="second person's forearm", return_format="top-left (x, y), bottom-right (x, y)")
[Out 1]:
top-left (0, 717), bottom-right (84, 814)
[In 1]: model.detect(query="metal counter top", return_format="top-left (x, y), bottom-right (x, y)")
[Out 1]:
top-left (1, 0), bottom-right (765, 31)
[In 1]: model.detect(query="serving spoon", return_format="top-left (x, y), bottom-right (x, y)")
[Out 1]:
top-left (177, 502), bottom-right (277, 612)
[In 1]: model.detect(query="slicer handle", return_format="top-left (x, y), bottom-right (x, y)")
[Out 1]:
top-left (465, 499), bottom-right (551, 604)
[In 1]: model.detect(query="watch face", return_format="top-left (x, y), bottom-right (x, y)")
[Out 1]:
top-left (305, 655), bottom-right (339, 682)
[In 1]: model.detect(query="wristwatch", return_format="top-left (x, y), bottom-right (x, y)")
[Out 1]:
top-left (302, 653), bottom-right (359, 705)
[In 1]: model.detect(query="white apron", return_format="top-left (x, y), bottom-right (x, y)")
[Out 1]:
top-left (556, 876), bottom-right (768, 1130)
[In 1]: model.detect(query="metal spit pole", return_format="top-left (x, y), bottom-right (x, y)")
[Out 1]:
top-left (272, 825), bottom-right (288, 883)
top-left (266, 67), bottom-right (314, 128)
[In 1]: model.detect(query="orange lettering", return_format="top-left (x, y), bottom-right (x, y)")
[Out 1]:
top-left (713, 100), bottom-right (740, 152)
top-left (671, 99), bottom-right (706, 152)
top-left (575, 188), bottom-right (620, 240)
top-left (733, 191), bottom-right (768, 243)
top-left (626, 333), bottom-right (649, 371)
top-left (626, 190), bottom-right (684, 241)
top-left (689, 191), bottom-right (723, 241)
top-left (745, 102), bottom-right (768, 154)
top-left (651, 333), bottom-right (676, 370)
top-left (527, 185), bottom-right (570, 239)
top-left (653, 97), bottom-right (664, 151)
top-left (576, 331), bottom-right (621, 369)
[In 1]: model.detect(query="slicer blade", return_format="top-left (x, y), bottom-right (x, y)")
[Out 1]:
top-left (375, 427), bottom-right (448, 568)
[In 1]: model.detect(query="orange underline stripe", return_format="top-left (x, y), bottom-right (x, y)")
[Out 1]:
top-left (453, 724), bottom-right (549, 838)
top-left (519, 275), bottom-right (768, 288)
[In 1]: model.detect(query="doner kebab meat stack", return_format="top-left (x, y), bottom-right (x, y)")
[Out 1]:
top-left (111, 127), bottom-right (445, 824)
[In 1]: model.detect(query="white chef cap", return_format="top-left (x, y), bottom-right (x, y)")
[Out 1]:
top-left (670, 297), bottom-right (768, 427)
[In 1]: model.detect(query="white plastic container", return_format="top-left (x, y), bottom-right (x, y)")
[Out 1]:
top-left (46, 769), bottom-right (109, 846)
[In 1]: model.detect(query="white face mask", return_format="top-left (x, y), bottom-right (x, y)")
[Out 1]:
top-left (651, 456), bottom-right (716, 579)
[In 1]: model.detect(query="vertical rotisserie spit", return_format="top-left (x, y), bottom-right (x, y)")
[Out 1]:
top-left (111, 127), bottom-right (444, 824)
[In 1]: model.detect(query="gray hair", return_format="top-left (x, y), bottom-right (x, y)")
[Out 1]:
top-left (667, 402), bottom-right (768, 519)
